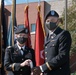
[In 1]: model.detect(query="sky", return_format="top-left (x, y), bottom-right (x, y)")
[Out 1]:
top-left (4, 0), bottom-right (48, 5)
top-left (4, 0), bottom-right (58, 5)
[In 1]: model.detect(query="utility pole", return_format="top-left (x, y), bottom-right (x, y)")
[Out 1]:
top-left (64, 0), bottom-right (67, 30)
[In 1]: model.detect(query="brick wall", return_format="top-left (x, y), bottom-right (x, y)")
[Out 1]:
top-left (5, 1), bottom-right (45, 48)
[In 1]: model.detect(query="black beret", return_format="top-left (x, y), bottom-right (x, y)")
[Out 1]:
top-left (15, 27), bottom-right (28, 34)
top-left (45, 10), bottom-right (59, 20)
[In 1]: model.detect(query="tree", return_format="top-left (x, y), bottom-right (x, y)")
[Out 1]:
top-left (60, 0), bottom-right (76, 55)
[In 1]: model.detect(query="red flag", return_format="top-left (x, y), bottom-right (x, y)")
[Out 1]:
top-left (24, 5), bottom-right (31, 48)
top-left (35, 5), bottom-right (45, 66)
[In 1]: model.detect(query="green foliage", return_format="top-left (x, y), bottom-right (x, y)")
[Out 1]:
top-left (71, 72), bottom-right (76, 75)
top-left (59, 0), bottom-right (76, 55)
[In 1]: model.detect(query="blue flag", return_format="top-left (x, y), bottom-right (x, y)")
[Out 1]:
top-left (7, 16), bottom-right (12, 46)
top-left (7, 0), bottom-right (17, 46)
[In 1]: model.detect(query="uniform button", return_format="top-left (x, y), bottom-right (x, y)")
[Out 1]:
top-left (21, 69), bottom-right (23, 71)
top-left (22, 59), bottom-right (24, 61)
top-left (60, 67), bottom-right (62, 69)
top-left (45, 52), bottom-right (47, 54)
top-left (45, 57), bottom-right (47, 60)
top-left (52, 44), bottom-right (55, 46)
top-left (51, 36), bottom-right (54, 39)
top-left (45, 46), bottom-right (47, 48)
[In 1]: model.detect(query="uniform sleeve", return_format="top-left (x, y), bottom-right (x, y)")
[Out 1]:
top-left (4, 47), bottom-right (21, 71)
top-left (31, 49), bottom-right (36, 67)
top-left (41, 31), bottom-right (72, 72)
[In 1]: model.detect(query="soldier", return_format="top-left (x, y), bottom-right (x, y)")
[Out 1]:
top-left (4, 27), bottom-right (36, 75)
top-left (31, 10), bottom-right (72, 75)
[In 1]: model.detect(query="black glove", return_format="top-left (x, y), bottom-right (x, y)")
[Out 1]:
top-left (31, 66), bottom-right (42, 75)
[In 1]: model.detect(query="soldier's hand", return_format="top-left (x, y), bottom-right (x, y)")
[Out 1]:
top-left (40, 73), bottom-right (43, 75)
top-left (31, 66), bottom-right (42, 75)
top-left (20, 59), bottom-right (32, 67)
top-left (24, 59), bottom-right (32, 66)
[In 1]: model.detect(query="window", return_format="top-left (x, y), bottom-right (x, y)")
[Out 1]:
top-left (18, 24), bottom-right (24, 28)
top-left (31, 24), bottom-right (36, 33)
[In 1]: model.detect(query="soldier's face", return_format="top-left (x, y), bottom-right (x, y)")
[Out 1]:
top-left (45, 16), bottom-right (59, 30)
top-left (16, 33), bottom-right (28, 44)
top-left (16, 33), bottom-right (28, 38)
top-left (46, 16), bottom-right (59, 23)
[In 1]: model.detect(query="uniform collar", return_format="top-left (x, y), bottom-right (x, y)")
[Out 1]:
top-left (49, 30), bottom-right (53, 36)
top-left (17, 42), bottom-right (25, 50)
top-left (49, 26), bottom-right (58, 37)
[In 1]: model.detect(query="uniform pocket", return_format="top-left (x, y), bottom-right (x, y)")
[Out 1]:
top-left (50, 40), bottom-right (56, 47)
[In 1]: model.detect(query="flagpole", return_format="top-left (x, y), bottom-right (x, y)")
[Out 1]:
top-left (24, 0), bottom-right (32, 48)
top-left (38, 0), bottom-right (40, 6)
top-left (0, 0), bottom-right (2, 68)
top-left (26, 0), bottom-right (29, 5)
top-left (12, 0), bottom-right (16, 46)
top-left (38, 0), bottom-right (45, 36)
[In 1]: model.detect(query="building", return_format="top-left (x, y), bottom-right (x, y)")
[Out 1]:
top-left (5, 0), bottom-right (72, 48)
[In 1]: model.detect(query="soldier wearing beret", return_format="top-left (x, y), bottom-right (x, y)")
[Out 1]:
top-left (4, 27), bottom-right (36, 75)
top-left (31, 10), bottom-right (72, 75)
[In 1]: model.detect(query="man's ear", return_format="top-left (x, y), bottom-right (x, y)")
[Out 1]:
top-left (56, 18), bottom-right (59, 25)
top-left (59, 18), bottom-right (63, 24)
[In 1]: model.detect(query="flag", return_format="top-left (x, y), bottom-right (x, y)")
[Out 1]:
top-left (0, 0), bottom-right (8, 73)
top-left (7, 0), bottom-right (16, 46)
top-left (7, 16), bottom-right (12, 46)
top-left (1, 0), bottom-right (7, 48)
top-left (24, 5), bottom-right (31, 48)
top-left (0, 0), bottom-right (2, 68)
top-left (35, 5), bottom-right (45, 66)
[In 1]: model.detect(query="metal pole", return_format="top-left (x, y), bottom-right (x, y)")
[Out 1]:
top-left (64, 0), bottom-right (67, 30)
top-left (12, 0), bottom-right (16, 46)
top-left (26, 0), bottom-right (29, 4)
top-left (38, 0), bottom-right (40, 6)
top-left (0, 0), bottom-right (2, 68)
